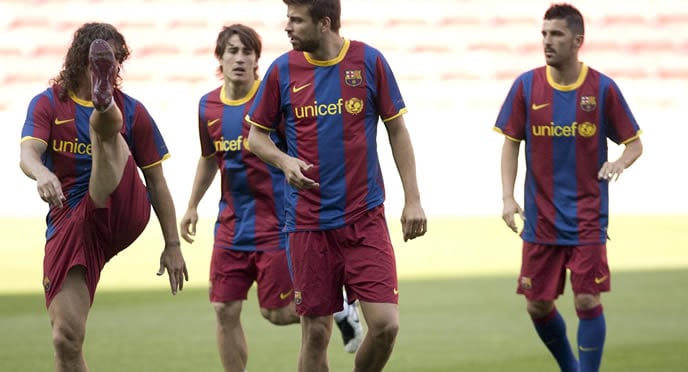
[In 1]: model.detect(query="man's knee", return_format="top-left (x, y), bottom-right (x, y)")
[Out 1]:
top-left (213, 301), bottom-right (242, 328)
top-left (51, 321), bottom-right (85, 360)
top-left (526, 300), bottom-right (555, 319)
top-left (574, 293), bottom-right (601, 310)
top-left (367, 315), bottom-right (399, 344)
top-left (260, 305), bottom-right (299, 326)
top-left (302, 316), bottom-right (332, 348)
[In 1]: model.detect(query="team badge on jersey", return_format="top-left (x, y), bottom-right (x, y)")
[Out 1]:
top-left (345, 98), bottom-right (364, 115)
top-left (294, 290), bottom-right (302, 305)
top-left (580, 96), bottom-right (597, 112)
top-left (344, 70), bottom-right (363, 87)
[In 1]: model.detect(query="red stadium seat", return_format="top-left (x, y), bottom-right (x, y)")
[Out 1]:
top-left (601, 15), bottom-right (648, 26)
top-left (656, 13), bottom-right (688, 25)
top-left (658, 68), bottom-right (688, 80)
top-left (438, 16), bottom-right (482, 27)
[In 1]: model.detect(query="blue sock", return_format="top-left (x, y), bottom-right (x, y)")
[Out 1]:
top-left (533, 307), bottom-right (578, 372)
top-left (577, 305), bottom-right (606, 372)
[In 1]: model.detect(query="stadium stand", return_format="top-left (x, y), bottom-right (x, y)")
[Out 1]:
top-left (1, 0), bottom-right (686, 106)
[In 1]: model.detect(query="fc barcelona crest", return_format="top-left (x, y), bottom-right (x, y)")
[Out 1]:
top-left (345, 70), bottom-right (363, 87)
top-left (43, 276), bottom-right (51, 292)
top-left (580, 96), bottom-right (597, 112)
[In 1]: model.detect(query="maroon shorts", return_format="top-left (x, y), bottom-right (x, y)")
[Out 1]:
top-left (43, 156), bottom-right (151, 307)
top-left (288, 205), bottom-right (398, 317)
top-left (209, 248), bottom-right (293, 310)
top-left (517, 242), bottom-right (611, 301)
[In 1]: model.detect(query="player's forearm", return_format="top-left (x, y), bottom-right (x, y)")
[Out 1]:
top-left (501, 139), bottom-right (520, 200)
top-left (19, 142), bottom-right (48, 180)
top-left (387, 125), bottom-right (421, 205)
top-left (186, 157), bottom-right (217, 210)
top-left (248, 126), bottom-right (289, 170)
top-left (145, 167), bottom-right (181, 246)
top-left (618, 138), bottom-right (643, 168)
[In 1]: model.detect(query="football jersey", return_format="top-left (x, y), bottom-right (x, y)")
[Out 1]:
top-left (246, 39), bottom-right (407, 232)
top-left (198, 81), bottom-right (286, 251)
top-left (494, 64), bottom-right (641, 245)
top-left (20, 85), bottom-right (169, 240)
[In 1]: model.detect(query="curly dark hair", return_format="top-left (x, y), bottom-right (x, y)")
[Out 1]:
top-left (51, 22), bottom-right (130, 101)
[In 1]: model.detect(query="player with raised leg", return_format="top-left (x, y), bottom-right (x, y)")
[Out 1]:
top-left (20, 23), bottom-right (187, 371)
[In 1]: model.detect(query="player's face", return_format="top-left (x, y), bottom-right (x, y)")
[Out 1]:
top-left (541, 19), bottom-right (582, 68)
top-left (220, 34), bottom-right (257, 86)
top-left (285, 4), bottom-right (322, 52)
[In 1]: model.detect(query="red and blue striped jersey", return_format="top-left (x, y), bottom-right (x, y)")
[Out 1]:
top-left (20, 85), bottom-right (169, 240)
top-left (495, 64), bottom-right (641, 245)
top-left (246, 39), bottom-right (407, 232)
top-left (199, 81), bottom-right (286, 251)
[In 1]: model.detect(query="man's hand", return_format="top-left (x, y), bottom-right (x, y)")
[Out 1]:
top-left (502, 197), bottom-right (525, 233)
top-left (35, 168), bottom-right (65, 208)
top-left (180, 209), bottom-right (198, 244)
top-left (598, 160), bottom-right (626, 181)
top-left (282, 157), bottom-right (319, 190)
top-left (156, 242), bottom-right (189, 295)
top-left (401, 203), bottom-right (427, 242)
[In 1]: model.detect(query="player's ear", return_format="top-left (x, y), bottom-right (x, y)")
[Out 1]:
top-left (320, 17), bottom-right (331, 33)
top-left (574, 34), bottom-right (584, 49)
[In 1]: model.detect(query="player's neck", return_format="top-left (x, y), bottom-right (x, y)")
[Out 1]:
top-left (549, 60), bottom-right (582, 86)
top-left (223, 80), bottom-right (252, 101)
top-left (308, 34), bottom-right (344, 61)
top-left (74, 75), bottom-right (92, 101)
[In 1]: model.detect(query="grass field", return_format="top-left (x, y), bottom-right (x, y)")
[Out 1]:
top-left (1, 215), bottom-right (687, 371)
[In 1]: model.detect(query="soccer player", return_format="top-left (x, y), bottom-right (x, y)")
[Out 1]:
top-left (179, 24), bottom-right (361, 372)
top-left (19, 23), bottom-right (188, 371)
top-left (245, 1), bottom-right (427, 371)
top-left (495, 4), bottom-right (643, 372)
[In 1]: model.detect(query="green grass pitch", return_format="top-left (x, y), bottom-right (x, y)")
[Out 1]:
top-left (1, 216), bottom-right (687, 371)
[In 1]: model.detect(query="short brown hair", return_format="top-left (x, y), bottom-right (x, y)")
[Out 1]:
top-left (544, 3), bottom-right (585, 35)
top-left (283, 0), bottom-right (341, 32)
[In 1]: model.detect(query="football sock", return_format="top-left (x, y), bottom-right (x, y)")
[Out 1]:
top-left (577, 305), bottom-right (605, 372)
top-left (533, 307), bottom-right (578, 372)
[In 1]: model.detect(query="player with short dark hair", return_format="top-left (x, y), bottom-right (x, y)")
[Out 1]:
top-left (19, 22), bottom-right (188, 371)
top-left (495, 4), bottom-right (643, 372)
top-left (246, 0), bottom-right (427, 370)
top-left (180, 23), bottom-right (360, 372)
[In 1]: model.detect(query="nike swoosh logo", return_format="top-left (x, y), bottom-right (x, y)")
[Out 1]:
top-left (393, 288), bottom-right (399, 295)
top-left (594, 276), bottom-right (608, 284)
top-left (292, 83), bottom-right (311, 93)
top-left (279, 289), bottom-right (294, 300)
top-left (531, 103), bottom-right (550, 110)
top-left (579, 345), bottom-right (600, 352)
top-left (207, 119), bottom-right (220, 127)
top-left (54, 118), bottom-right (74, 125)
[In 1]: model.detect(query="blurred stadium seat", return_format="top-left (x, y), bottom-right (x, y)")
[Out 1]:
top-left (1, 0), bottom-right (687, 117)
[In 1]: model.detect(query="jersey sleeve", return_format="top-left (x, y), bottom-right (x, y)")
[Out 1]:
top-left (198, 98), bottom-right (215, 158)
top-left (20, 91), bottom-right (54, 145)
top-left (245, 61), bottom-right (282, 131)
top-left (494, 77), bottom-right (527, 142)
top-left (603, 80), bottom-right (641, 144)
top-left (374, 51), bottom-right (407, 122)
top-left (130, 102), bottom-right (170, 169)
